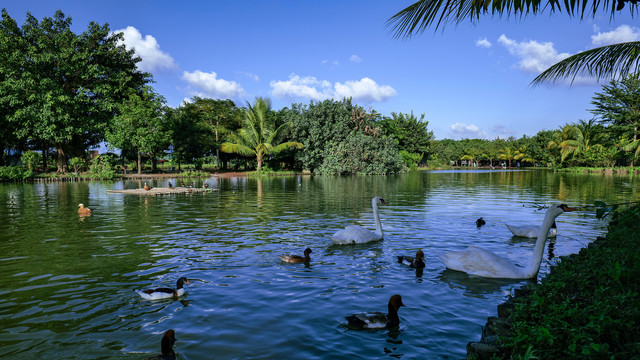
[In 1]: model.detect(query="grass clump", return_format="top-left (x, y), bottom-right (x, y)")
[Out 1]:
top-left (501, 205), bottom-right (640, 359)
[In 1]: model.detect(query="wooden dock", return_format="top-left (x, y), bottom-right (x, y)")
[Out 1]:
top-left (107, 187), bottom-right (216, 196)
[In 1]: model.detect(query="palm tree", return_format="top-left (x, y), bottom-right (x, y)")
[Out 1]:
top-left (563, 119), bottom-right (605, 158)
top-left (549, 119), bottom-right (605, 162)
top-left (514, 146), bottom-right (536, 165)
top-left (387, 1), bottom-right (639, 84)
top-left (620, 137), bottom-right (640, 166)
top-left (548, 124), bottom-right (578, 162)
top-left (221, 97), bottom-right (303, 171)
top-left (499, 146), bottom-right (515, 167)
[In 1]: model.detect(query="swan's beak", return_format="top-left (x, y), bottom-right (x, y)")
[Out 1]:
top-left (559, 204), bottom-right (577, 212)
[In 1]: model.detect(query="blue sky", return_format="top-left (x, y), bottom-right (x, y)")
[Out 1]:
top-left (4, 1), bottom-right (639, 139)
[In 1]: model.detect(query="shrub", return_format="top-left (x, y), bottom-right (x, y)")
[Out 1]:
top-left (89, 154), bottom-right (116, 179)
top-left (20, 151), bottom-right (41, 170)
top-left (0, 166), bottom-right (33, 180)
top-left (318, 133), bottom-right (405, 175)
top-left (69, 157), bottom-right (85, 173)
top-left (399, 150), bottom-right (423, 170)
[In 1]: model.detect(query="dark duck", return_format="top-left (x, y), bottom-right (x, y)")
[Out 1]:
top-left (397, 250), bottom-right (425, 268)
top-left (346, 294), bottom-right (405, 329)
top-left (144, 329), bottom-right (176, 360)
top-left (280, 248), bottom-right (312, 263)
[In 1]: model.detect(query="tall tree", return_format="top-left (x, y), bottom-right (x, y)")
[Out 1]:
top-left (379, 111), bottom-right (434, 161)
top-left (387, 1), bottom-right (639, 85)
top-left (591, 73), bottom-right (640, 143)
top-left (0, 10), bottom-right (25, 166)
top-left (106, 86), bottom-right (170, 174)
top-left (2, 9), bottom-right (148, 172)
top-left (499, 146), bottom-right (515, 167)
top-left (557, 119), bottom-right (605, 162)
top-left (221, 97), bottom-right (303, 171)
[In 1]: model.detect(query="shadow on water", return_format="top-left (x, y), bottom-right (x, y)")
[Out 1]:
top-left (438, 269), bottom-right (536, 299)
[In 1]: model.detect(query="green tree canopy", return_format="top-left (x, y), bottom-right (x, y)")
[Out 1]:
top-left (379, 111), bottom-right (434, 160)
top-left (1, 9), bottom-right (149, 172)
top-left (106, 86), bottom-right (170, 174)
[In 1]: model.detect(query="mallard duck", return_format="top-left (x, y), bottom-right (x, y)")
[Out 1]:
top-left (280, 248), bottom-right (312, 263)
top-left (346, 294), bottom-right (405, 329)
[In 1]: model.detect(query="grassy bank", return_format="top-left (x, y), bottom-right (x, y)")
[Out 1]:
top-left (500, 205), bottom-right (640, 359)
top-left (554, 166), bottom-right (640, 175)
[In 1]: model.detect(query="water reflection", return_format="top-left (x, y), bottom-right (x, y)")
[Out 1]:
top-left (438, 269), bottom-right (535, 299)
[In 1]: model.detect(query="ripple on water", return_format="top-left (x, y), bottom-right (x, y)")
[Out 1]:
top-left (0, 171), bottom-right (626, 359)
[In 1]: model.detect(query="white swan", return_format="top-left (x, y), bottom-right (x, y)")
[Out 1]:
top-left (439, 204), bottom-right (575, 279)
top-left (506, 222), bottom-right (557, 238)
top-left (331, 197), bottom-right (387, 244)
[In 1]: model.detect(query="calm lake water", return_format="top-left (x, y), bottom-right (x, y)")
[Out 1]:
top-left (0, 170), bottom-right (637, 359)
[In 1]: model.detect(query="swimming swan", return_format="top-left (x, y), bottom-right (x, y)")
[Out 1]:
top-left (331, 197), bottom-right (387, 244)
top-left (439, 204), bottom-right (575, 279)
top-left (506, 222), bottom-right (557, 238)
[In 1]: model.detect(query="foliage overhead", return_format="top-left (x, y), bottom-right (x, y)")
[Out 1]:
top-left (387, 0), bottom-right (639, 84)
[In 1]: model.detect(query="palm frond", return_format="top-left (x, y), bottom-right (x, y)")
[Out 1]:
top-left (532, 41), bottom-right (640, 85)
top-left (386, 0), bottom-right (630, 37)
top-left (220, 142), bottom-right (255, 156)
top-left (271, 141), bottom-right (304, 154)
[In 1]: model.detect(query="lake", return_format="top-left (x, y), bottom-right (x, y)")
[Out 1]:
top-left (0, 169), bottom-right (636, 359)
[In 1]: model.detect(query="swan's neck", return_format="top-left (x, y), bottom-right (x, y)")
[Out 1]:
top-left (372, 199), bottom-right (383, 237)
top-left (525, 210), bottom-right (557, 278)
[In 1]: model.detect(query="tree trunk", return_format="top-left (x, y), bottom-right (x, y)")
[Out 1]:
top-left (56, 147), bottom-right (68, 173)
top-left (151, 152), bottom-right (157, 172)
top-left (41, 148), bottom-right (48, 172)
top-left (137, 149), bottom-right (142, 175)
top-left (256, 151), bottom-right (263, 171)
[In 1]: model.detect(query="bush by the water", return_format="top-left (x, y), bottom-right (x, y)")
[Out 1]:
top-left (502, 205), bottom-right (640, 359)
top-left (0, 166), bottom-right (33, 180)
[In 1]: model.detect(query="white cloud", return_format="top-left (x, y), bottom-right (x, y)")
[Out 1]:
top-left (476, 38), bottom-right (492, 48)
top-left (350, 54), bottom-right (363, 63)
top-left (498, 34), bottom-right (571, 73)
top-left (269, 73), bottom-right (396, 102)
top-left (182, 70), bottom-right (245, 99)
top-left (490, 124), bottom-right (515, 138)
top-left (113, 26), bottom-right (176, 72)
top-left (449, 123), bottom-right (488, 139)
top-left (591, 24), bottom-right (640, 46)
top-left (334, 78), bottom-right (397, 102)
top-left (238, 71), bottom-right (259, 82)
top-left (270, 74), bottom-right (332, 100)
